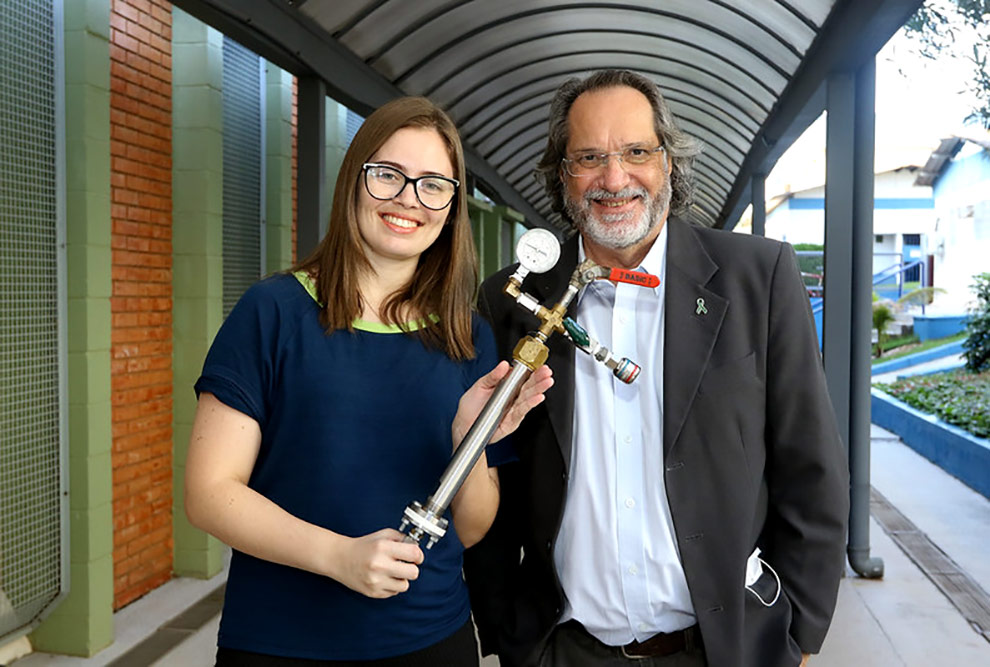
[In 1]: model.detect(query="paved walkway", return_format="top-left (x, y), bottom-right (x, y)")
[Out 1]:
top-left (872, 352), bottom-right (966, 385)
top-left (12, 351), bottom-right (989, 666)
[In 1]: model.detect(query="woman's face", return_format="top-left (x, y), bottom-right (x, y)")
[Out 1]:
top-left (355, 126), bottom-right (456, 268)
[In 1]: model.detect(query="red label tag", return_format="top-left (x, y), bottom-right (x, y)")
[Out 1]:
top-left (609, 268), bottom-right (660, 288)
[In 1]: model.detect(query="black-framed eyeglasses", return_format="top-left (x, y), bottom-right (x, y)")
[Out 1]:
top-left (362, 163), bottom-right (459, 211)
top-left (561, 145), bottom-right (665, 177)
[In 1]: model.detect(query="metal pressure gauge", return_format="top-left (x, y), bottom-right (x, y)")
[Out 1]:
top-left (515, 228), bottom-right (561, 274)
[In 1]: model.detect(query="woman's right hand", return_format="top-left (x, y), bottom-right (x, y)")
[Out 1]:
top-left (332, 528), bottom-right (424, 598)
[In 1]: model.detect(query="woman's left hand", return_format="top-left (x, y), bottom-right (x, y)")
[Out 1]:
top-left (452, 361), bottom-right (554, 446)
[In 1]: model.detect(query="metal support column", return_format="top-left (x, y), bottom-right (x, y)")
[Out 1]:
top-left (823, 62), bottom-right (884, 578)
top-left (297, 75), bottom-right (326, 259)
top-left (751, 174), bottom-right (766, 237)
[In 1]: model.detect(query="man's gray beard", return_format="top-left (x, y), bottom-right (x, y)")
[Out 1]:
top-left (564, 179), bottom-right (672, 250)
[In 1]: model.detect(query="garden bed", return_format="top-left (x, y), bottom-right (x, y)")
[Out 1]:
top-left (874, 370), bottom-right (989, 439)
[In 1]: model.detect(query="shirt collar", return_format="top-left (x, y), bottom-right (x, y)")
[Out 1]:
top-left (576, 221), bottom-right (668, 299)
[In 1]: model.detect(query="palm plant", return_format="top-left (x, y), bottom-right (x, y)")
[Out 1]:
top-left (872, 301), bottom-right (896, 357)
top-left (872, 286), bottom-right (946, 357)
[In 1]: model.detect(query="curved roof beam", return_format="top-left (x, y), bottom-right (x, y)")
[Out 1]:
top-left (676, 121), bottom-right (745, 167)
top-left (439, 50), bottom-right (772, 121)
top-left (664, 94), bottom-right (756, 144)
top-left (692, 190), bottom-right (721, 217)
top-left (478, 94), bottom-right (752, 162)
top-left (410, 31), bottom-right (784, 98)
top-left (347, 3), bottom-right (803, 81)
top-left (450, 65), bottom-right (767, 135)
top-left (692, 162), bottom-right (735, 194)
top-left (692, 170), bottom-right (731, 199)
top-left (465, 79), bottom-right (760, 147)
top-left (175, 0), bottom-right (927, 231)
top-left (468, 94), bottom-right (556, 145)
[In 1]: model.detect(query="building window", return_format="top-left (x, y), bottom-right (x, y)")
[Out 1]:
top-left (0, 0), bottom-right (66, 642)
top-left (345, 108), bottom-right (364, 147)
top-left (222, 36), bottom-right (265, 317)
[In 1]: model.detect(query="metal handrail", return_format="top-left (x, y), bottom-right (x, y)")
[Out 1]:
top-left (872, 260), bottom-right (928, 314)
top-left (806, 258), bottom-right (930, 315)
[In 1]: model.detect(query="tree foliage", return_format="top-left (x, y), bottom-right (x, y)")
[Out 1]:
top-left (962, 272), bottom-right (990, 372)
top-left (903, 0), bottom-right (990, 129)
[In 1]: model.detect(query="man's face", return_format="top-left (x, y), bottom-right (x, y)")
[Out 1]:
top-left (561, 86), bottom-right (672, 250)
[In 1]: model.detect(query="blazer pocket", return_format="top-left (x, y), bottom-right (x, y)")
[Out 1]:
top-left (698, 351), bottom-right (759, 397)
top-left (745, 548), bottom-right (781, 607)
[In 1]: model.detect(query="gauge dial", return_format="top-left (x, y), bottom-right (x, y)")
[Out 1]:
top-left (515, 228), bottom-right (561, 274)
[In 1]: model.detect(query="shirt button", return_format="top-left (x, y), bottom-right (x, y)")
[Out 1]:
top-left (619, 314), bottom-right (628, 325)
top-left (628, 565), bottom-right (638, 575)
top-left (638, 622), bottom-right (649, 632)
top-left (625, 497), bottom-right (635, 508)
top-left (624, 434), bottom-right (632, 444)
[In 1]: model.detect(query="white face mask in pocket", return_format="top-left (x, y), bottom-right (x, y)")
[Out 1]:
top-left (745, 547), bottom-right (781, 607)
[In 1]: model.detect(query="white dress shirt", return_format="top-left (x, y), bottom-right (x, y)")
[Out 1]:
top-left (553, 223), bottom-right (696, 645)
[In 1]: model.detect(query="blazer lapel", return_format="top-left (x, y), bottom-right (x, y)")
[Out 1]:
top-left (663, 219), bottom-right (727, 455)
top-left (526, 235), bottom-right (578, 472)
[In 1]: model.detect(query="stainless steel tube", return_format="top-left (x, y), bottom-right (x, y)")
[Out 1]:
top-left (425, 361), bottom-right (533, 514)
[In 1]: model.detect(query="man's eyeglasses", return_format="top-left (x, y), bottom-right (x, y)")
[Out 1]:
top-left (561, 146), bottom-right (665, 177)
top-left (362, 163), bottom-right (459, 211)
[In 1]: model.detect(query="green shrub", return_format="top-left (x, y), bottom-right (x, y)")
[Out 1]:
top-left (963, 272), bottom-right (990, 373)
top-left (872, 301), bottom-right (896, 357)
top-left (875, 370), bottom-right (990, 439)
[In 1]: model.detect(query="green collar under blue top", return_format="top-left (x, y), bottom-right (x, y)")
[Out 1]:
top-left (293, 271), bottom-right (438, 333)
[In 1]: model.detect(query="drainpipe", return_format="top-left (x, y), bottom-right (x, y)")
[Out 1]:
top-left (848, 59), bottom-right (884, 578)
top-left (823, 62), bottom-right (884, 579)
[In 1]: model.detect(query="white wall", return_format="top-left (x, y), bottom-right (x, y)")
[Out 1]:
top-left (929, 142), bottom-right (990, 314)
top-left (931, 199), bottom-right (990, 312)
top-left (766, 170), bottom-right (936, 242)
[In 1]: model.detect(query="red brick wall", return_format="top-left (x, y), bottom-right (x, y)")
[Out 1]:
top-left (109, 0), bottom-right (174, 610)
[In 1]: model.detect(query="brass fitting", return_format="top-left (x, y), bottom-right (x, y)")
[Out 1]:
top-left (537, 305), bottom-right (567, 339)
top-left (503, 276), bottom-right (523, 299)
top-left (512, 334), bottom-right (549, 370)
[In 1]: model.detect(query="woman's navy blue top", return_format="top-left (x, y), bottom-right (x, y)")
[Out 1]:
top-left (194, 274), bottom-right (504, 660)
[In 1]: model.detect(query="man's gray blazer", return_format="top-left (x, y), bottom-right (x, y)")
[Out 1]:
top-left (465, 216), bottom-right (849, 667)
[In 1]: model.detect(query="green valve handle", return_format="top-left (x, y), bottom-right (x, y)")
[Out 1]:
top-left (562, 316), bottom-right (640, 384)
top-left (563, 317), bottom-right (589, 347)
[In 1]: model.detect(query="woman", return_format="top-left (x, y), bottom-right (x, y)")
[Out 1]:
top-left (185, 96), bottom-right (552, 665)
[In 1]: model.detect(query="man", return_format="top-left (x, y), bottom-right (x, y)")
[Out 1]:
top-left (465, 69), bottom-right (849, 667)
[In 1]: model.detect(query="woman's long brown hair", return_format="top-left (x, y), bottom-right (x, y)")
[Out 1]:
top-left (291, 96), bottom-right (479, 360)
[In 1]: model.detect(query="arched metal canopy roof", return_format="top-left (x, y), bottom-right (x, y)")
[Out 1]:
top-left (172, 0), bottom-right (923, 231)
